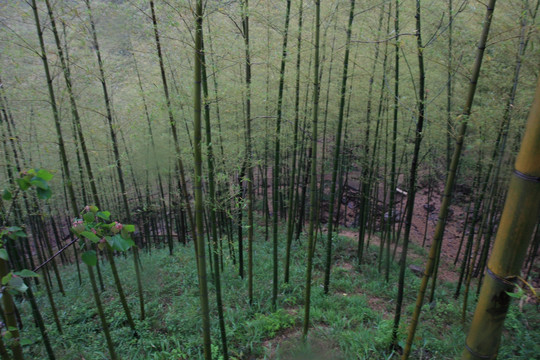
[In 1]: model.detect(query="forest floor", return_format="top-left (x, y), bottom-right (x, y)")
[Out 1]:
top-left (18, 200), bottom-right (539, 359)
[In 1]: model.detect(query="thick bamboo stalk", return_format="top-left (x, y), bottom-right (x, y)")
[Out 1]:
top-left (461, 74), bottom-right (540, 360)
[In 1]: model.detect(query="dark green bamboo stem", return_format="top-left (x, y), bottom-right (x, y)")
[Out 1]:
top-left (402, 1), bottom-right (497, 357)
top-left (271, 0), bottom-right (291, 309)
top-left (45, 0), bottom-right (101, 209)
top-left (240, 0), bottom-right (255, 306)
top-left (284, 0), bottom-right (304, 284)
top-left (25, 284), bottom-right (56, 359)
top-left (30, 0), bottom-right (78, 216)
top-left (385, 0), bottom-right (400, 283)
top-left (357, 2), bottom-right (387, 263)
top-left (84, 0), bottom-right (141, 327)
top-left (201, 36), bottom-right (229, 359)
top-left (148, 0), bottom-right (196, 246)
top-left (303, 0), bottom-right (320, 339)
top-left (193, 0), bottom-right (212, 357)
top-left (323, 0), bottom-right (355, 294)
top-left (87, 264), bottom-right (117, 360)
top-left (391, 0), bottom-right (426, 347)
top-left (447, 0), bottom-right (453, 173)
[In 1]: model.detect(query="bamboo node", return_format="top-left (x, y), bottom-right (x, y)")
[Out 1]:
top-left (486, 267), bottom-right (516, 288)
top-left (513, 169), bottom-right (540, 183)
top-left (464, 342), bottom-right (493, 359)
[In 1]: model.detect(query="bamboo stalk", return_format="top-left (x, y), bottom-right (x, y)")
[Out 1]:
top-left (323, 0), bottom-right (356, 294)
top-left (402, 1), bottom-right (497, 358)
top-left (193, 0), bottom-right (212, 357)
top-left (462, 75), bottom-right (540, 360)
top-left (303, 0), bottom-right (321, 339)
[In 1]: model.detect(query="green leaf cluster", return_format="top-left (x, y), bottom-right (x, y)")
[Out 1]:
top-left (12, 168), bottom-right (54, 200)
top-left (72, 206), bottom-right (136, 267)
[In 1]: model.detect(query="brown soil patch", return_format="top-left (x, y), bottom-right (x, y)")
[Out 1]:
top-left (330, 181), bottom-right (480, 285)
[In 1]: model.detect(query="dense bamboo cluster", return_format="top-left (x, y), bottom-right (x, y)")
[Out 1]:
top-left (0, 0), bottom-right (538, 359)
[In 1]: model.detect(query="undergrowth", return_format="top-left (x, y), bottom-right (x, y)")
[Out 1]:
top-left (17, 224), bottom-right (539, 359)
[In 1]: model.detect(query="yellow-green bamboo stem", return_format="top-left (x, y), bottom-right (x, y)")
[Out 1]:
top-left (461, 75), bottom-right (540, 360)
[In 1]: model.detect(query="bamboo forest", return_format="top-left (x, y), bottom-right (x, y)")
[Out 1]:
top-left (1, 0), bottom-right (540, 359)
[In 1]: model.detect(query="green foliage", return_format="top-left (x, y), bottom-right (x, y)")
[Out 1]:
top-left (71, 205), bottom-right (136, 259)
top-left (247, 309), bottom-right (295, 338)
top-left (81, 250), bottom-right (97, 267)
top-left (2, 189), bottom-right (12, 200)
top-left (15, 168), bottom-right (53, 199)
top-left (0, 168), bottom-right (49, 299)
top-left (11, 217), bottom-right (538, 359)
top-left (498, 303), bottom-right (540, 359)
top-left (107, 234), bottom-right (135, 252)
top-left (13, 269), bottom-right (39, 278)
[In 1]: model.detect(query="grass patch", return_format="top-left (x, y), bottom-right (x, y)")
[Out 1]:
top-left (15, 228), bottom-right (539, 359)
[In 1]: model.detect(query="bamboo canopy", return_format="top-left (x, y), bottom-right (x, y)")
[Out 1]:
top-left (462, 76), bottom-right (540, 359)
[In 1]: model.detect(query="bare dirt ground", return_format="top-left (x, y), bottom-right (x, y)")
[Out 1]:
top-left (327, 178), bottom-right (473, 285)
top-left (258, 166), bottom-right (537, 287)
